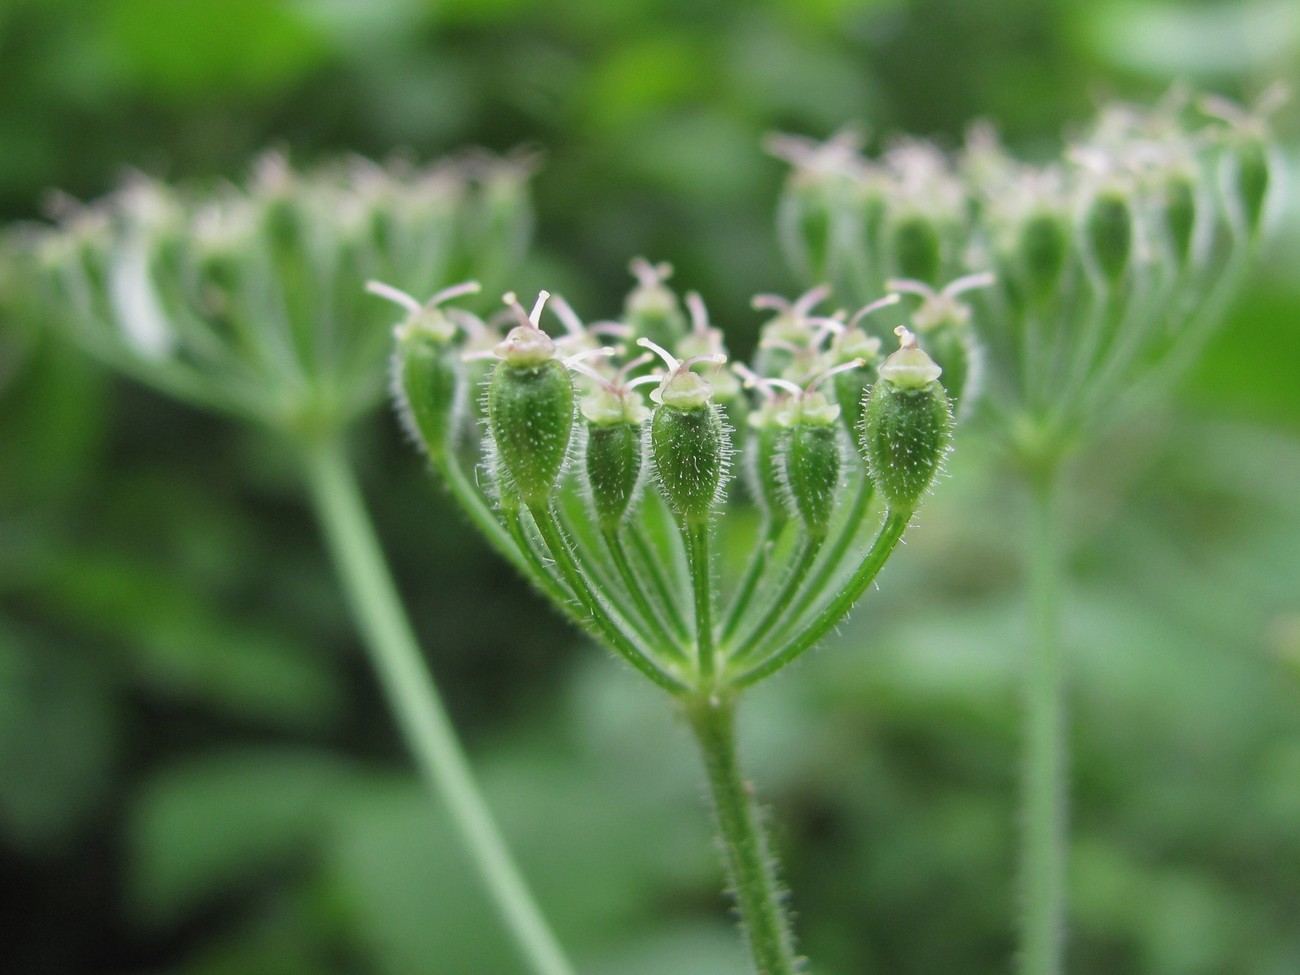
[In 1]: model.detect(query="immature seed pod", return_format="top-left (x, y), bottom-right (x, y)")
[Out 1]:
top-left (487, 292), bottom-right (575, 507)
top-left (921, 327), bottom-right (977, 415)
top-left (748, 410), bottom-right (790, 525)
top-left (890, 211), bottom-right (943, 285)
top-left (1017, 210), bottom-right (1070, 300)
top-left (1231, 136), bottom-right (1271, 236)
top-left (833, 358), bottom-right (876, 439)
top-left (819, 294), bottom-right (894, 437)
top-left (887, 274), bottom-right (992, 419)
top-left (782, 180), bottom-right (836, 284)
top-left (779, 393), bottom-right (843, 536)
top-left (1084, 189), bottom-right (1133, 284)
top-left (641, 339), bottom-right (730, 524)
top-left (397, 328), bottom-right (461, 457)
top-left (581, 384), bottom-right (649, 531)
top-left (625, 258), bottom-right (688, 351)
top-left (1162, 174), bottom-right (1198, 266)
top-left (860, 327), bottom-right (953, 513)
top-left (372, 281), bottom-right (482, 459)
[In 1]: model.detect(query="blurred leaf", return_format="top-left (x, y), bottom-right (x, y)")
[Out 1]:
top-left (129, 749), bottom-right (351, 925)
top-left (1081, 0), bottom-right (1300, 79)
top-left (0, 336), bottom-right (109, 508)
top-left (0, 620), bottom-right (120, 852)
top-left (586, 923), bottom-right (747, 975)
top-left (99, 0), bottom-right (331, 99)
top-left (33, 552), bottom-right (342, 728)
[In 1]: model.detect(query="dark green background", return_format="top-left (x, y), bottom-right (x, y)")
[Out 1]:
top-left (2, 1), bottom-right (1298, 972)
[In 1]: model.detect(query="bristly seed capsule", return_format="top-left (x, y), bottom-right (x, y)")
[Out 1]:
top-left (860, 327), bottom-right (953, 513)
top-left (487, 291), bottom-right (577, 507)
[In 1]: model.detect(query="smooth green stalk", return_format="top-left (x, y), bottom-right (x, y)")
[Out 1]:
top-left (301, 437), bottom-right (574, 975)
top-left (686, 695), bottom-right (798, 975)
top-left (684, 518), bottom-right (717, 685)
top-left (734, 510), bottom-right (909, 688)
top-left (603, 527), bottom-right (688, 663)
top-left (529, 503), bottom-right (688, 694)
top-left (1019, 471), bottom-right (1066, 975)
top-left (728, 532), bottom-right (824, 665)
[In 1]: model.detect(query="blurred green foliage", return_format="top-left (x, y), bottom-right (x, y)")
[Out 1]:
top-left (1, 0), bottom-right (1298, 973)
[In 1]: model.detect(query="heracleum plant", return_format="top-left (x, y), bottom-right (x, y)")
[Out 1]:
top-left (383, 256), bottom-right (956, 974)
top-left (20, 153), bottom-right (580, 975)
top-left (769, 87), bottom-right (1284, 974)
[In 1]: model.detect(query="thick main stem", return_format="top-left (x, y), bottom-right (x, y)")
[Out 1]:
top-left (301, 438), bottom-right (574, 975)
top-left (686, 695), bottom-right (798, 975)
top-left (1018, 470), bottom-right (1067, 975)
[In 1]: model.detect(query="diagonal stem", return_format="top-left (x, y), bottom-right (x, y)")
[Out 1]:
top-left (684, 517), bottom-right (717, 686)
top-left (301, 436), bottom-right (574, 975)
top-left (733, 510), bottom-right (909, 688)
top-left (1018, 468), bottom-right (1067, 975)
top-left (686, 694), bottom-right (798, 975)
top-left (529, 503), bottom-right (689, 695)
top-left (720, 518), bottom-right (784, 644)
top-left (604, 527), bottom-right (689, 663)
top-left (728, 531), bottom-right (824, 666)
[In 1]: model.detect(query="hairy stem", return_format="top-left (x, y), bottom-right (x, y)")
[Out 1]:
top-left (529, 503), bottom-right (688, 694)
top-left (720, 518), bottom-right (783, 644)
top-left (629, 521), bottom-right (690, 640)
top-left (733, 510), bottom-right (909, 688)
top-left (684, 517), bottom-right (717, 686)
top-left (728, 531), bottom-right (823, 666)
top-left (604, 527), bottom-right (688, 663)
top-left (432, 453), bottom-right (567, 605)
top-left (301, 437), bottom-right (574, 975)
top-left (686, 695), bottom-right (798, 975)
top-left (1019, 471), bottom-right (1067, 975)
top-left (781, 476), bottom-right (874, 628)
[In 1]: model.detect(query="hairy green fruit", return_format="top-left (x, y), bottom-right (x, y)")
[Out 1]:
top-left (747, 417), bottom-right (789, 526)
top-left (586, 421), bottom-right (644, 530)
top-left (891, 213), bottom-right (942, 285)
top-left (860, 331), bottom-right (952, 513)
top-left (1018, 211), bottom-right (1069, 300)
top-left (783, 421), bottom-right (841, 536)
top-left (1233, 137), bottom-right (1270, 236)
top-left (651, 402), bottom-right (728, 523)
top-left (788, 181), bottom-right (835, 283)
top-left (1085, 191), bottom-right (1133, 284)
top-left (833, 362), bottom-right (875, 438)
top-left (488, 358), bottom-right (574, 506)
top-left (395, 331), bottom-right (461, 458)
top-left (1163, 176), bottom-right (1197, 266)
top-left (923, 327), bottom-right (976, 416)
